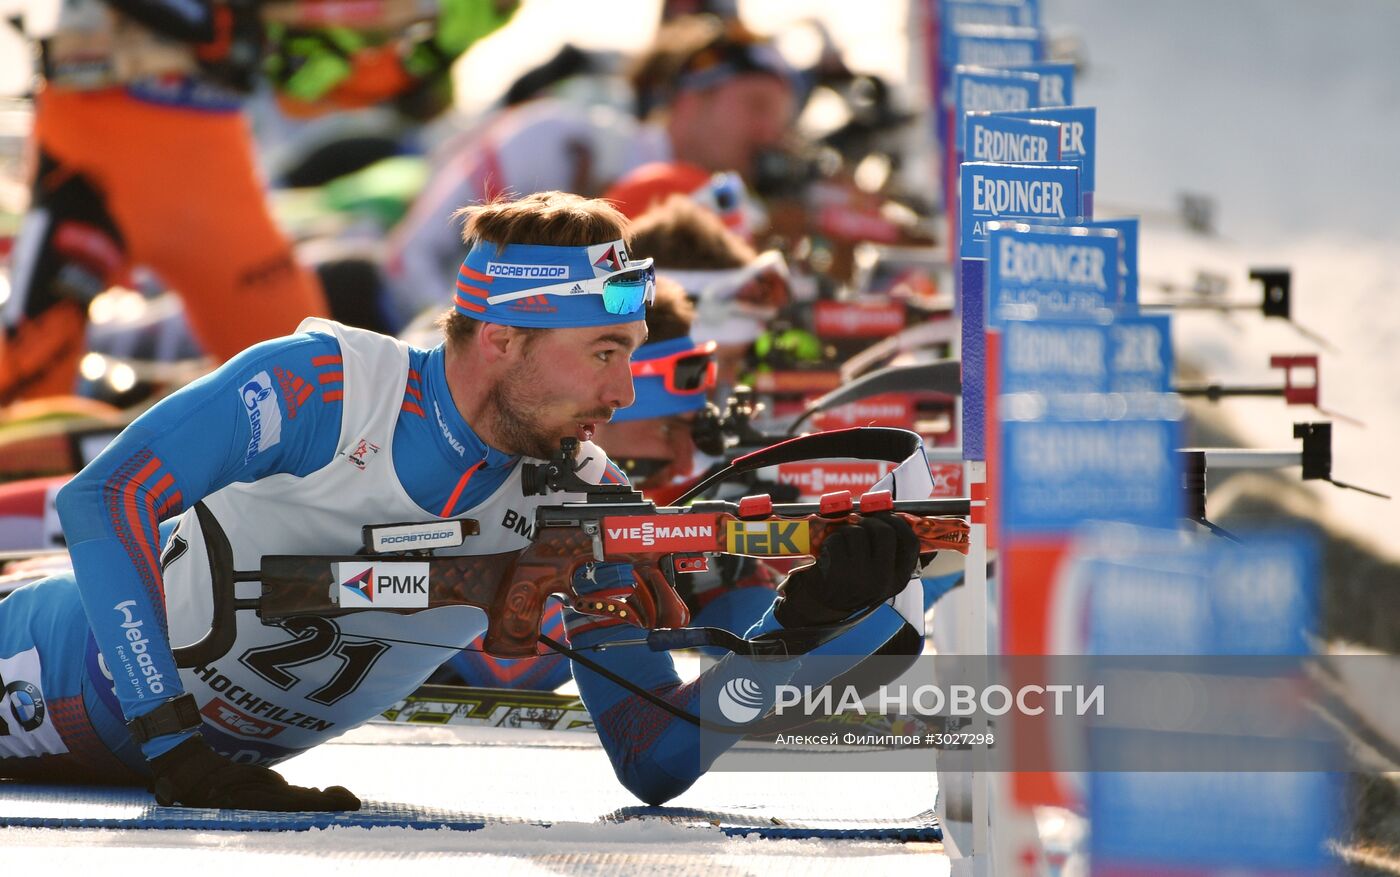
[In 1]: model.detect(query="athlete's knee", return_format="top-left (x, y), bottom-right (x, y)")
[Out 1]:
top-left (602, 719), bottom-right (710, 805)
top-left (615, 757), bottom-right (697, 806)
top-left (54, 473), bottom-right (97, 536)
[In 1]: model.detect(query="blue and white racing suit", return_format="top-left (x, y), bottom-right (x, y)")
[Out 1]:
top-left (0, 318), bottom-right (908, 803)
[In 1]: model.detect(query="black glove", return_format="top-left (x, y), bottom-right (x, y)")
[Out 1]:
top-left (149, 735), bottom-right (361, 811)
top-left (774, 515), bottom-right (920, 628)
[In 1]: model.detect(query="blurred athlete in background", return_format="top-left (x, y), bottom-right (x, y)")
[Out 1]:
top-left (384, 14), bottom-right (794, 328)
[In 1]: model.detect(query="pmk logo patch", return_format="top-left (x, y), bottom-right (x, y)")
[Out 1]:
top-left (334, 561), bottom-right (429, 608)
top-left (725, 520), bottom-right (811, 556)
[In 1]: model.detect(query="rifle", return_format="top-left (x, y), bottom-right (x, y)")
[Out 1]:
top-left (173, 434), bottom-right (970, 667)
top-left (692, 360), bottom-right (961, 460)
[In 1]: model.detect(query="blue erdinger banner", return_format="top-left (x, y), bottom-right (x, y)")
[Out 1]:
top-left (952, 66), bottom-right (1041, 151)
top-left (999, 316), bottom-right (1173, 395)
top-left (964, 114), bottom-right (1061, 164)
top-left (959, 162), bottom-right (1082, 259)
top-left (945, 24), bottom-right (1044, 69)
top-left (943, 0), bottom-right (1040, 30)
top-left (986, 223), bottom-right (1119, 328)
top-left (995, 106), bottom-right (1097, 213)
top-left (997, 307), bottom-right (1181, 534)
top-left (1085, 218), bottom-right (1139, 307)
top-left (1007, 60), bottom-right (1074, 107)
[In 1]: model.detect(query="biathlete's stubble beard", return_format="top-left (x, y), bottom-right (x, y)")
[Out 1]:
top-left (485, 367), bottom-right (557, 460)
top-left (484, 358), bottom-right (613, 460)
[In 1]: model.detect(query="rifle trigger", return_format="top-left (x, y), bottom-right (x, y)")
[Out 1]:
top-left (584, 520), bottom-right (605, 561)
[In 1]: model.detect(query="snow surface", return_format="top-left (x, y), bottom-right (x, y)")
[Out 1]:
top-left (1, 722), bottom-right (948, 874)
top-left (1, 825), bottom-right (947, 876)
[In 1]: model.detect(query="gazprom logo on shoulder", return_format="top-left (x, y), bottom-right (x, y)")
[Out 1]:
top-left (333, 562), bottom-right (429, 609)
top-left (238, 371), bottom-right (283, 463)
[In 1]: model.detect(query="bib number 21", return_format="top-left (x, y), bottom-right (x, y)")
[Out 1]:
top-left (238, 617), bottom-right (390, 706)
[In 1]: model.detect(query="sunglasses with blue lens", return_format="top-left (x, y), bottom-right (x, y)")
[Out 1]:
top-left (601, 265), bottom-right (657, 315)
top-left (485, 260), bottom-right (657, 315)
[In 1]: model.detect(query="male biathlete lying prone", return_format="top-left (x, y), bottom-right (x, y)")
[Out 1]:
top-left (0, 193), bottom-right (924, 809)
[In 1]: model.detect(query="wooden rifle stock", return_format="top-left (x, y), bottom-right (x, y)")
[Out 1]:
top-left (257, 526), bottom-right (692, 658)
top-left (255, 494), bottom-right (970, 660)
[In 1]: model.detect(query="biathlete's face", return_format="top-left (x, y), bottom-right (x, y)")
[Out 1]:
top-left (591, 412), bottom-right (698, 490)
top-left (486, 323), bottom-right (647, 460)
top-left (678, 75), bottom-right (794, 178)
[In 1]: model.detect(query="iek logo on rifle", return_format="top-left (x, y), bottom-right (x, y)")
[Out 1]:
top-left (726, 520), bottom-right (810, 556)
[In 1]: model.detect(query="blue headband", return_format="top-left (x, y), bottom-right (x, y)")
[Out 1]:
top-left (454, 239), bottom-right (653, 328)
top-left (611, 337), bottom-right (710, 423)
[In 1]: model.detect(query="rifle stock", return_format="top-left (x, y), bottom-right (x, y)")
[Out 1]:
top-left (257, 493), bottom-right (969, 659)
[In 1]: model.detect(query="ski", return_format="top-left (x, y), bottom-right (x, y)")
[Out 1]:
top-left (374, 682), bottom-right (952, 743)
top-left (375, 683), bottom-right (596, 732)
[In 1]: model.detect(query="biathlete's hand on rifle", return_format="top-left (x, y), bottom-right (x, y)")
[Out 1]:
top-left (774, 514), bottom-right (921, 628)
top-left (149, 735), bottom-right (361, 811)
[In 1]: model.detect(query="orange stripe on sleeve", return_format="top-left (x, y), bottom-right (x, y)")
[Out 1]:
top-left (311, 355), bottom-right (343, 367)
top-left (402, 401), bottom-right (425, 417)
top-left (156, 491), bottom-right (183, 518)
top-left (150, 472), bottom-right (175, 501)
top-left (323, 390), bottom-right (344, 403)
top-left (459, 264), bottom-right (494, 283)
top-left (120, 458), bottom-right (164, 590)
top-left (318, 371), bottom-right (344, 384)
